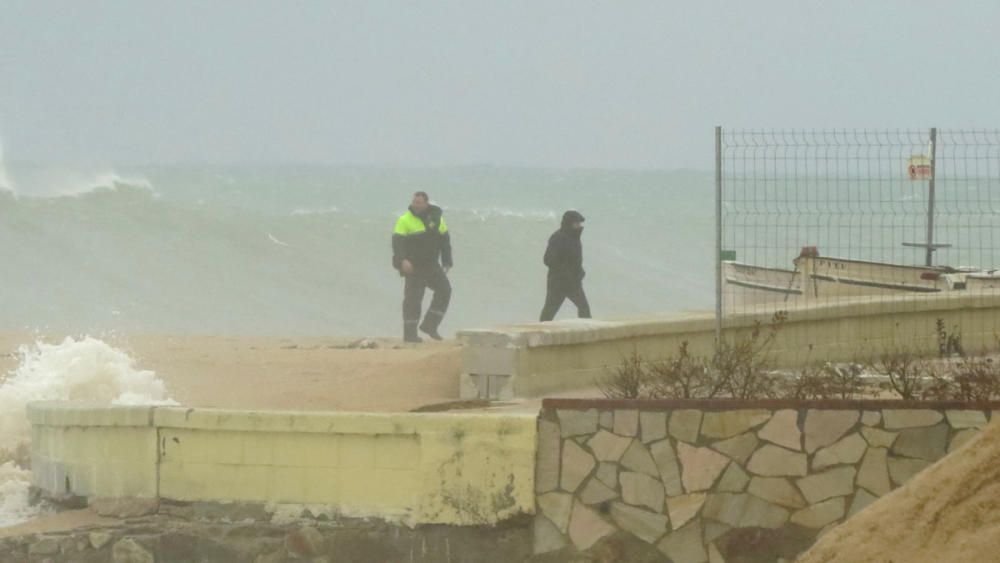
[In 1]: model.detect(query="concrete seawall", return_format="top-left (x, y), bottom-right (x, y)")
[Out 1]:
top-left (23, 399), bottom-right (997, 561)
top-left (29, 402), bottom-right (537, 527)
top-left (459, 292), bottom-right (1000, 399)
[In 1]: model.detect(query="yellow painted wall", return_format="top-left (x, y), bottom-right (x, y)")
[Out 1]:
top-left (28, 403), bottom-right (158, 499)
top-left (28, 403), bottom-right (537, 526)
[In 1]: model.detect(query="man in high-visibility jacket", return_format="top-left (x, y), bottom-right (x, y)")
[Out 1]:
top-left (392, 191), bottom-right (453, 343)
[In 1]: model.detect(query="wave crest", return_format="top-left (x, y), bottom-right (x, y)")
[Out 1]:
top-left (52, 172), bottom-right (156, 199)
top-left (453, 207), bottom-right (558, 222)
top-left (291, 206), bottom-right (340, 216)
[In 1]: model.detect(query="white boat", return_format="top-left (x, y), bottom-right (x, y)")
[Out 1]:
top-left (723, 247), bottom-right (990, 307)
top-left (722, 262), bottom-right (802, 306)
top-left (966, 271), bottom-right (1000, 291)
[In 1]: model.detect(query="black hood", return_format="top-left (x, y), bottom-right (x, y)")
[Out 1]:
top-left (561, 210), bottom-right (585, 230)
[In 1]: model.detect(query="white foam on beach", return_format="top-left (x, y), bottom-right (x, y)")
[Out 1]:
top-left (0, 337), bottom-right (176, 527)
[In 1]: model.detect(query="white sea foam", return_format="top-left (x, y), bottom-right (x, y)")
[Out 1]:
top-left (291, 206), bottom-right (340, 216)
top-left (0, 463), bottom-right (33, 527)
top-left (456, 207), bottom-right (558, 222)
top-left (0, 337), bottom-right (176, 527)
top-left (0, 139), bottom-right (150, 199)
top-left (267, 233), bottom-right (290, 246)
top-left (52, 172), bottom-right (156, 198)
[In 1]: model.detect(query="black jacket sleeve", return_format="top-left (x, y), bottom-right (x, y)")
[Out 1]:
top-left (440, 232), bottom-right (453, 268)
top-left (392, 234), bottom-right (405, 270)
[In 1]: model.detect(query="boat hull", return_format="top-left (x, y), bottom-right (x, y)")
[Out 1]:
top-left (722, 256), bottom-right (978, 309)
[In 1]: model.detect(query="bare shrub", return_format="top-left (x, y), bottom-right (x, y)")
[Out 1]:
top-left (646, 341), bottom-right (721, 399)
top-left (923, 356), bottom-right (1000, 401)
top-left (597, 350), bottom-right (648, 399)
top-left (600, 312), bottom-right (789, 400)
top-left (824, 362), bottom-right (866, 399)
top-left (866, 347), bottom-right (927, 400)
top-left (953, 357), bottom-right (1000, 400)
top-left (713, 312), bottom-right (786, 400)
top-left (781, 363), bottom-right (866, 400)
top-left (779, 365), bottom-right (831, 400)
top-left (598, 316), bottom-right (1000, 403)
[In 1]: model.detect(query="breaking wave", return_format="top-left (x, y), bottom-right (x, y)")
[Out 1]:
top-left (0, 337), bottom-right (176, 528)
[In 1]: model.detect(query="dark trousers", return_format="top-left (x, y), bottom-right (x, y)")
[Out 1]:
top-left (540, 282), bottom-right (591, 322)
top-left (403, 265), bottom-right (451, 338)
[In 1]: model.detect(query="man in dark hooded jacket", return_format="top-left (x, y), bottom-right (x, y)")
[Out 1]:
top-left (540, 210), bottom-right (591, 322)
top-left (392, 191), bottom-right (452, 342)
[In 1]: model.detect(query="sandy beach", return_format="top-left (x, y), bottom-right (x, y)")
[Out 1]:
top-left (0, 334), bottom-right (462, 413)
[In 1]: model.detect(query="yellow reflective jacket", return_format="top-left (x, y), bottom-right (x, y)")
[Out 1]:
top-left (392, 205), bottom-right (452, 270)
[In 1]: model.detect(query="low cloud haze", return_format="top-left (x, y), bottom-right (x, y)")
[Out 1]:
top-left (2, 1), bottom-right (998, 169)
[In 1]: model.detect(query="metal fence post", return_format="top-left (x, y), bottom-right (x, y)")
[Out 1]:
top-left (925, 127), bottom-right (938, 266)
top-left (715, 126), bottom-right (723, 345)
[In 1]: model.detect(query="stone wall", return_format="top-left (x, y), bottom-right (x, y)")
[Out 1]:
top-left (533, 398), bottom-right (998, 562)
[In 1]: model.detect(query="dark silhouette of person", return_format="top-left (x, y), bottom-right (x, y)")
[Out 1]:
top-left (540, 210), bottom-right (591, 322)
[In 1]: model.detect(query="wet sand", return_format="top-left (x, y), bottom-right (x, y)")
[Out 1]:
top-left (0, 334), bottom-right (462, 413)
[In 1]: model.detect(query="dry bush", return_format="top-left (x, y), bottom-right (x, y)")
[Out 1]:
top-left (953, 357), bottom-right (1000, 400)
top-left (713, 312), bottom-right (786, 400)
top-left (599, 316), bottom-right (1000, 403)
top-left (599, 312), bottom-right (788, 400)
top-left (923, 356), bottom-right (1000, 401)
top-left (865, 347), bottom-right (928, 400)
top-left (596, 350), bottom-right (648, 399)
top-left (646, 341), bottom-right (721, 399)
top-left (779, 366), bottom-right (830, 400)
top-left (781, 363), bottom-right (866, 400)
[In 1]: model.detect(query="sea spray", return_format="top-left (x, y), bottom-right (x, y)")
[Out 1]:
top-left (0, 463), bottom-right (33, 528)
top-left (0, 337), bottom-right (176, 527)
top-left (52, 171), bottom-right (155, 198)
top-left (0, 139), bottom-right (14, 193)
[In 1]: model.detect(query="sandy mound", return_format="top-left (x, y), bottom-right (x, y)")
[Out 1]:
top-left (799, 418), bottom-right (1000, 563)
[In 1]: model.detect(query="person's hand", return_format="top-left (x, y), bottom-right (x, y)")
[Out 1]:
top-left (401, 259), bottom-right (414, 275)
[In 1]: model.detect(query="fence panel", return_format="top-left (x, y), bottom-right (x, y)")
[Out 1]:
top-left (716, 128), bottom-right (1000, 363)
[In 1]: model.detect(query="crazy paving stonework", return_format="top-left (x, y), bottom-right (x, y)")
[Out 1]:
top-left (533, 399), bottom-right (996, 563)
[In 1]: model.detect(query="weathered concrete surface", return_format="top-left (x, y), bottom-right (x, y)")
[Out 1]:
top-left (459, 292), bottom-right (1000, 398)
top-left (29, 403), bottom-right (538, 527)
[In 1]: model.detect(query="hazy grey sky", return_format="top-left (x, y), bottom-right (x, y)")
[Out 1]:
top-left (1, 1), bottom-right (998, 169)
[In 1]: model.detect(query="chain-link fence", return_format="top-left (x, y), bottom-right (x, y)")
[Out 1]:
top-left (715, 128), bottom-right (1000, 361)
